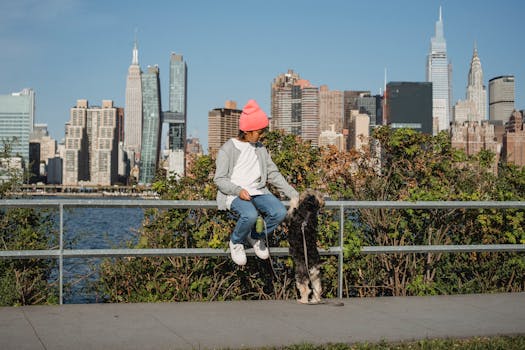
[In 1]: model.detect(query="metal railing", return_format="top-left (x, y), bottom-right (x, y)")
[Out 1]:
top-left (1, 198), bottom-right (525, 304)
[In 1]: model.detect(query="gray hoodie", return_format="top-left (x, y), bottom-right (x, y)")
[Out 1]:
top-left (214, 138), bottom-right (299, 210)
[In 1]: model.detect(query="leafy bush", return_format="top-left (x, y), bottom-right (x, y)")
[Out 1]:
top-left (98, 128), bottom-right (525, 302)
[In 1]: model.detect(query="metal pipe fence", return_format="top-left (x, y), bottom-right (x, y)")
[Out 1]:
top-left (1, 198), bottom-right (525, 304)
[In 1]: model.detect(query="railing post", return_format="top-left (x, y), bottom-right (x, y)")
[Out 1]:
top-left (338, 204), bottom-right (344, 299)
top-left (59, 203), bottom-right (64, 305)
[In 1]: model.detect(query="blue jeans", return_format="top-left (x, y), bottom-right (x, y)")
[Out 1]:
top-left (229, 194), bottom-right (287, 244)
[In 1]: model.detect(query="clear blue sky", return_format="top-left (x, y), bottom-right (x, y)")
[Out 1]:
top-left (1, 0), bottom-right (524, 151)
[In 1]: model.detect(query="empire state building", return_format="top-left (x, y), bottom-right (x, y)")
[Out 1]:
top-left (124, 40), bottom-right (143, 164)
top-left (426, 6), bottom-right (452, 134)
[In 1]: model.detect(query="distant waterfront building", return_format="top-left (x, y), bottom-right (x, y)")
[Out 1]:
top-left (63, 100), bottom-right (88, 185)
top-left (163, 53), bottom-right (188, 177)
top-left (28, 142), bottom-right (40, 182)
top-left (87, 100), bottom-right (120, 186)
top-left (47, 156), bottom-right (63, 184)
top-left (489, 75), bottom-right (515, 124)
top-left (454, 46), bottom-right (487, 124)
top-left (0, 88), bottom-right (35, 166)
top-left (503, 110), bottom-right (525, 167)
top-left (271, 70), bottom-right (320, 146)
top-left (450, 120), bottom-right (501, 174)
top-left (208, 101), bottom-right (242, 156)
top-left (344, 90), bottom-right (370, 126)
top-left (426, 6), bottom-right (452, 134)
top-left (29, 124), bottom-right (57, 167)
top-left (63, 99), bottom-right (119, 186)
top-left (0, 157), bottom-right (23, 184)
top-left (356, 94), bottom-right (381, 128)
top-left (451, 121), bottom-right (501, 157)
top-left (384, 82), bottom-right (433, 134)
top-left (453, 100), bottom-right (478, 125)
top-left (348, 110), bottom-right (370, 152)
top-left (343, 90), bottom-right (371, 151)
top-left (300, 83), bottom-right (320, 146)
top-left (318, 124), bottom-right (345, 151)
top-left (271, 69), bottom-right (302, 133)
top-left (124, 40), bottom-right (143, 165)
top-left (186, 137), bottom-right (203, 156)
top-left (139, 65), bottom-right (163, 184)
top-left (319, 85), bottom-right (344, 133)
top-left (465, 45), bottom-right (487, 121)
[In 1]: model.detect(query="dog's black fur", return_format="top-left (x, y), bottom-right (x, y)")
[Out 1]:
top-left (286, 190), bottom-right (325, 304)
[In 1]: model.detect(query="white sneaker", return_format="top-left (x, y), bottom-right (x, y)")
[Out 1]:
top-left (229, 240), bottom-right (247, 266)
top-left (246, 235), bottom-right (269, 260)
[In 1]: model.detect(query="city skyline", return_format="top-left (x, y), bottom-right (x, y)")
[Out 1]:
top-left (1, 0), bottom-right (524, 151)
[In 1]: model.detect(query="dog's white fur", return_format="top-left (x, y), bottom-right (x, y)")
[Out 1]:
top-left (286, 190), bottom-right (325, 304)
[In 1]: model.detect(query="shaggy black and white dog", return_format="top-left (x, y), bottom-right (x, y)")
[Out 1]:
top-left (286, 190), bottom-right (325, 304)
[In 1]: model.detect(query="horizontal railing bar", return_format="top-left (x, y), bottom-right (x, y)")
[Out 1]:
top-left (0, 247), bottom-right (341, 259)
top-left (1, 199), bottom-right (525, 209)
top-left (0, 250), bottom-right (61, 258)
top-left (0, 199), bottom-right (218, 209)
top-left (332, 201), bottom-right (525, 209)
top-left (2, 245), bottom-right (524, 259)
top-left (361, 244), bottom-right (525, 254)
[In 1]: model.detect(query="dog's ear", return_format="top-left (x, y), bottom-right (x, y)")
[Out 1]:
top-left (287, 196), bottom-right (299, 217)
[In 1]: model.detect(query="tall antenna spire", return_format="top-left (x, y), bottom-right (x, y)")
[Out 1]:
top-left (132, 28), bottom-right (139, 65)
top-left (384, 67), bottom-right (387, 93)
top-left (439, 6), bottom-right (442, 21)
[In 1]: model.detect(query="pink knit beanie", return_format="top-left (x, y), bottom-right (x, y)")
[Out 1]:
top-left (239, 99), bottom-right (269, 132)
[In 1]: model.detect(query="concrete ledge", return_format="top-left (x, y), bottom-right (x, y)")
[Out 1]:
top-left (1, 293), bottom-right (524, 350)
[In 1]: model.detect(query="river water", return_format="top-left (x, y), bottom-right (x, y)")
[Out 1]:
top-left (47, 197), bottom-right (146, 303)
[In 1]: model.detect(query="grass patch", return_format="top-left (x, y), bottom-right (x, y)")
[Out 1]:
top-left (250, 336), bottom-right (525, 349)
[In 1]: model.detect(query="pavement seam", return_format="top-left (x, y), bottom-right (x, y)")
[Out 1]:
top-left (22, 308), bottom-right (48, 350)
top-left (147, 312), bottom-right (196, 348)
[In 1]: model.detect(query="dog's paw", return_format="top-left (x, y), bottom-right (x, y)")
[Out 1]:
top-left (287, 196), bottom-right (299, 217)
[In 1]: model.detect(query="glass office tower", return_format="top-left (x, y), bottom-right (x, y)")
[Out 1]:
top-left (426, 6), bottom-right (452, 134)
top-left (385, 82), bottom-right (433, 134)
top-left (139, 66), bottom-right (162, 184)
top-left (0, 88), bottom-right (35, 165)
top-left (165, 53), bottom-right (187, 177)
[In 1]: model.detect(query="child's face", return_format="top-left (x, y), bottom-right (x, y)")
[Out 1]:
top-left (244, 128), bottom-right (266, 143)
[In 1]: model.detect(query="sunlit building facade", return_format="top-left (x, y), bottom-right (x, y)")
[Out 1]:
top-left (139, 66), bottom-right (162, 184)
top-left (0, 88), bottom-right (35, 166)
top-left (426, 7), bottom-right (452, 134)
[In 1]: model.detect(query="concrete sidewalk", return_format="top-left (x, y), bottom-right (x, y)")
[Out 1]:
top-left (1, 293), bottom-right (524, 350)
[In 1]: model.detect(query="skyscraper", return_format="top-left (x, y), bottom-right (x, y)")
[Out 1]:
top-left (466, 45), bottom-right (487, 121)
top-left (63, 100), bottom-right (89, 185)
top-left (207, 101), bottom-right (241, 156)
top-left (0, 88), bottom-right (35, 166)
top-left (271, 70), bottom-right (320, 145)
top-left (385, 82), bottom-right (433, 134)
top-left (489, 75), bottom-right (515, 123)
top-left (63, 99), bottom-right (119, 186)
top-left (86, 100), bottom-right (119, 186)
top-left (319, 85), bottom-right (344, 133)
top-left (29, 124), bottom-right (57, 177)
top-left (271, 69), bottom-right (302, 133)
top-left (426, 6), bottom-right (452, 134)
top-left (124, 40), bottom-right (143, 164)
top-left (301, 84), bottom-right (320, 146)
top-left (139, 65), bottom-right (162, 184)
top-left (453, 45), bottom-right (487, 124)
top-left (164, 53), bottom-right (187, 177)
